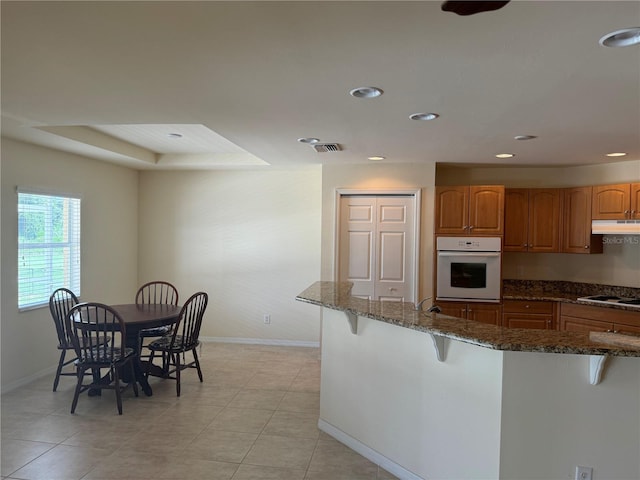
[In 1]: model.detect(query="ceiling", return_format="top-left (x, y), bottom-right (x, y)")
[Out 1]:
top-left (2, 1), bottom-right (639, 170)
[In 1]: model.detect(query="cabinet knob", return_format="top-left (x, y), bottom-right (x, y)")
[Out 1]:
top-left (463, 225), bottom-right (468, 230)
top-left (524, 304), bottom-right (530, 309)
top-left (584, 245), bottom-right (589, 249)
top-left (469, 225), bottom-right (474, 230)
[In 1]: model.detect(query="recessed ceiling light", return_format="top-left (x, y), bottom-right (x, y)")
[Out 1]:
top-left (514, 135), bottom-right (537, 141)
top-left (409, 113), bottom-right (439, 121)
top-left (349, 87), bottom-right (383, 99)
top-left (495, 153), bottom-right (515, 159)
top-left (606, 152), bottom-right (627, 157)
top-left (167, 132), bottom-right (183, 139)
top-left (297, 137), bottom-right (319, 144)
top-left (368, 156), bottom-right (386, 161)
top-left (599, 27), bottom-right (640, 47)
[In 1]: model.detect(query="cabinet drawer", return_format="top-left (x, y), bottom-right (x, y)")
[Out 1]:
top-left (503, 300), bottom-right (554, 314)
top-left (561, 302), bottom-right (640, 327)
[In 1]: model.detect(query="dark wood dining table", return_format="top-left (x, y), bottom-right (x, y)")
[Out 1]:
top-left (110, 303), bottom-right (182, 396)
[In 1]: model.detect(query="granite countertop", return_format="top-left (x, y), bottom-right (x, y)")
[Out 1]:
top-left (503, 279), bottom-right (640, 312)
top-left (296, 281), bottom-right (640, 358)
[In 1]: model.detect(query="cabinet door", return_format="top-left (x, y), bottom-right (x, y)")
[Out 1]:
top-left (503, 313), bottom-right (554, 330)
top-left (504, 189), bottom-right (529, 252)
top-left (437, 302), bottom-right (468, 319)
top-left (467, 303), bottom-right (502, 325)
top-left (631, 183), bottom-right (640, 219)
top-left (435, 186), bottom-right (468, 235)
top-left (592, 183), bottom-right (630, 220)
top-left (528, 189), bottom-right (561, 252)
top-left (562, 186), bottom-right (603, 254)
top-left (469, 186), bottom-right (504, 235)
top-left (561, 316), bottom-right (612, 333)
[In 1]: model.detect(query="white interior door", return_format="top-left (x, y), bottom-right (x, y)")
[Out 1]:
top-left (338, 194), bottom-right (416, 302)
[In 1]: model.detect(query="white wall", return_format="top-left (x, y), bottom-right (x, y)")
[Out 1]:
top-left (321, 163), bottom-right (437, 303)
top-left (137, 167), bottom-right (322, 344)
top-left (437, 160), bottom-right (640, 287)
top-left (320, 308), bottom-right (504, 479)
top-left (500, 352), bottom-right (640, 480)
top-left (1, 138), bottom-right (139, 391)
top-left (319, 307), bottom-right (640, 480)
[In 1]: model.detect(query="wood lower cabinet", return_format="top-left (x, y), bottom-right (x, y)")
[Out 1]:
top-left (560, 302), bottom-right (640, 334)
top-left (435, 185), bottom-right (504, 235)
top-left (561, 186), bottom-right (603, 254)
top-left (504, 188), bottom-right (561, 252)
top-left (592, 183), bottom-right (640, 220)
top-left (438, 302), bottom-right (502, 325)
top-left (502, 299), bottom-right (557, 330)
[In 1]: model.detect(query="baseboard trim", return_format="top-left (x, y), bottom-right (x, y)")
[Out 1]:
top-left (317, 418), bottom-right (424, 480)
top-left (201, 336), bottom-right (320, 348)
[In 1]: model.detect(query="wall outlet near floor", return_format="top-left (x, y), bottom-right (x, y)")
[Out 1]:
top-left (575, 466), bottom-right (593, 480)
top-left (263, 314), bottom-right (271, 324)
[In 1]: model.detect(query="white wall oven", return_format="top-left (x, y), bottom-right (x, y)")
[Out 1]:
top-left (436, 237), bottom-right (502, 303)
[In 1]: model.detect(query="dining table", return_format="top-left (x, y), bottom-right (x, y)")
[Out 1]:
top-left (110, 303), bottom-right (182, 396)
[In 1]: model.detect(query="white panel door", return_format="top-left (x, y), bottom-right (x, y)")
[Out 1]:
top-left (339, 197), bottom-right (375, 299)
top-left (338, 195), bottom-right (416, 302)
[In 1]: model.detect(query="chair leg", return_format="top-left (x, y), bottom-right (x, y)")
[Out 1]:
top-left (113, 366), bottom-right (123, 415)
top-left (174, 352), bottom-right (181, 397)
top-left (192, 347), bottom-right (203, 382)
top-left (70, 368), bottom-right (85, 414)
top-left (53, 349), bottom-right (66, 392)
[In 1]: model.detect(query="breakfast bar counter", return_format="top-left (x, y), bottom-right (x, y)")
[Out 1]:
top-left (296, 281), bottom-right (640, 357)
top-left (297, 281), bottom-right (640, 480)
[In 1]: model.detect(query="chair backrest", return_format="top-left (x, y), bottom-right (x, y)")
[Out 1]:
top-left (66, 303), bottom-right (126, 363)
top-left (169, 292), bottom-right (208, 349)
top-left (135, 281), bottom-right (179, 306)
top-left (49, 288), bottom-right (80, 348)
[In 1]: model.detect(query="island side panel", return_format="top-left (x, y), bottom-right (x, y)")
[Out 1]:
top-left (319, 307), bottom-right (504, 480)
top-left (499, 351), bottom-right (640, 480)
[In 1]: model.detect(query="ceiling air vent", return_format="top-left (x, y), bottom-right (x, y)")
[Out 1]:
top-left (311, 143), bottom-right (342, 153)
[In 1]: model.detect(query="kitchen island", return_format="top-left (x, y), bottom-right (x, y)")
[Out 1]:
top-left (297, 281), bottom-right (640, 480)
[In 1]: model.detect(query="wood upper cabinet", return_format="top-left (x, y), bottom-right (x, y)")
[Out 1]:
top-left (504, 188), bottom-right (561, 252)
top-left (435, 185), bottom-right (504, 235)
top-left (561, 186), bottom-right (603, 254)
top-left (438, 302), bottom-right (502, 326)
top-left (592, 183), bottom-right (640, 220)
top-left (502, 300), bottom-right (557, 330)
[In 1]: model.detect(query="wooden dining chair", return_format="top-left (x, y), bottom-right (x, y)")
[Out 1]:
top-left (66, 302), bottom-right (139, 414)
top-left (145, 291), bottom-right (208, 396)
top-left (135, 281), bottom-right (179, 359)
top-left (49, 288), bottom-right (80, 392)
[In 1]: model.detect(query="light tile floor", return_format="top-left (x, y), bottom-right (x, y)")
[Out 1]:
top-left (1, 343), bottom-right (399, 480)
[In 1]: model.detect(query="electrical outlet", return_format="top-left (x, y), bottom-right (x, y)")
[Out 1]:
top-left (575, 466), bottom-right (593, 480)
top-left (263, 314), bottom-right (271, 324)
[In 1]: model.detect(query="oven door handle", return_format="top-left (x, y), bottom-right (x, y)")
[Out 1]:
top-left (437, 252), bottom-right (501, 257)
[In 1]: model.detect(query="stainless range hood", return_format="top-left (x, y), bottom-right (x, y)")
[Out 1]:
top-left (592, 220), bottom-right (640, 234)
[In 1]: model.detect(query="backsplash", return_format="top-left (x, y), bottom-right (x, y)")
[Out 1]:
top-left (502, 238), bottom-right (640, 289)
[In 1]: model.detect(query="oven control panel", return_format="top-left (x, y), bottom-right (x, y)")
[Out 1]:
top-left (436, 236), bottom-right (502, 252)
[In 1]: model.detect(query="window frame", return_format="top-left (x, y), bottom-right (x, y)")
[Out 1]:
top-left (17, 188), bottom-right (81, 311)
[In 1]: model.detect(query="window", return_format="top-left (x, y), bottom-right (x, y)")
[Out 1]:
top-left (18, 190), bottom-right (81, 310)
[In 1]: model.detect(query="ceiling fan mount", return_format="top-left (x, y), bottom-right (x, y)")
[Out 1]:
top-left (441, 1), bottom-right (510, 16)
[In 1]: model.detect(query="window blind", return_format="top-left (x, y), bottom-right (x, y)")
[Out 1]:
top-left (18, 191), bottom-right (81, 310)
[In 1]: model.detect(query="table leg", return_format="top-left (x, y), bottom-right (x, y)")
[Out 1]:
top-left (126, 333), bottom-right (153, 396)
